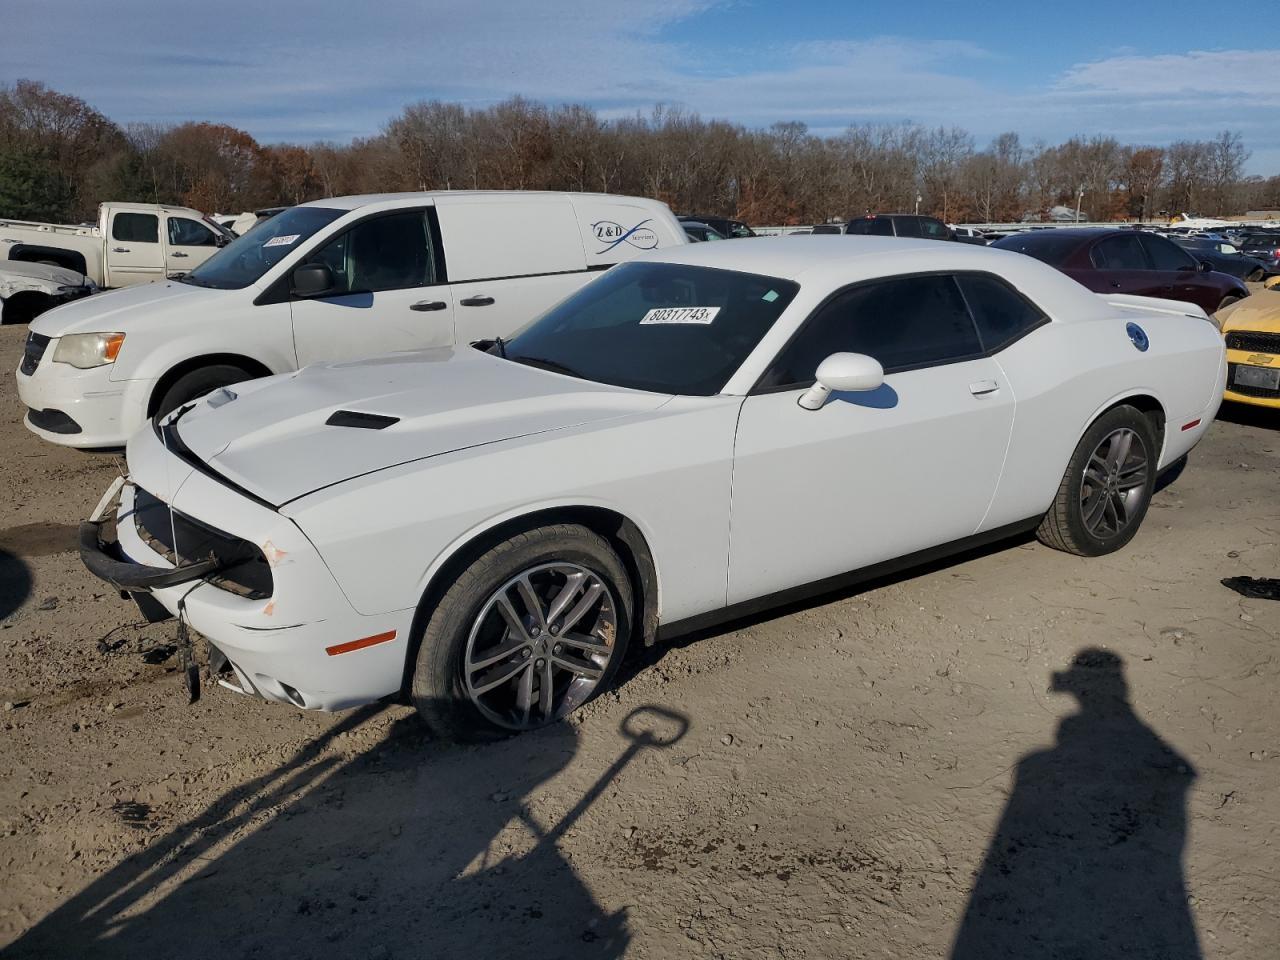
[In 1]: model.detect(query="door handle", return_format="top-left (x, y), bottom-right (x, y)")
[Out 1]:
top-left (410, 300), bottom-right (448, 312)
top-left (459, 295), bottom-right (495, 307)
top-left (112, 247), bottom-right (130, 253)
top-left (171, 251), bottom-right (189, 258)
top-left (969, 379), bottom-right (999, 396)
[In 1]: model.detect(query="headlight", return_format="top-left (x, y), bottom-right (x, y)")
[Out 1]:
top-left (52, 332), bottom-right (125, 369)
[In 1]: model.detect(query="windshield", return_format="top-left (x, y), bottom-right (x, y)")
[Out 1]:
top-left (180, 206), bottom-right (346, 290)
top-left (500, 261), bottom-right (799, 396)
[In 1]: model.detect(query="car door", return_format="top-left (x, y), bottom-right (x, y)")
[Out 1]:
top-left (727, 273), bottom-right (1015, 606)
top-left (1088, 234), bottom-right (1165, 297)
top-left (1140, 233), bottom-right (1212, 310)
top-left (104, 210), bottom-right (165, 286)
top-left (164, 215), bottom-right (222, 275)
top-left (289, 208), bottom-right (456, 366)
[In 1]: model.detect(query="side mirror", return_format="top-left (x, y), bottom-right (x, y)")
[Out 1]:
top-left (214, 233), bottom-right (230, 247)
top-left (798, 352), bottom-right (885, 410)
top-left (291, 262), bottom-right (335, 298)
top-left (1198, 260), bottom-right (1214, 273)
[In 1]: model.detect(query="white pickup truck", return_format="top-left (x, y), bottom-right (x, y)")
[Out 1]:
top-left (18, 190), bottom-right (687, 447)
top-left (0, 202), bottom-right (233, 289)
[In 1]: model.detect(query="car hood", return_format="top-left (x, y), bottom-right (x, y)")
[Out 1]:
top-left (29, 279), bottom-right (228, 337)
top-left (1218, 289), bottom-right (1280, 334)
top-left (171, 346), bottom-right (673, 507)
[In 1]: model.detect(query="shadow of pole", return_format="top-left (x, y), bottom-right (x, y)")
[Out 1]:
top-left (950, 649), bottom-right (1202, 960)
top-left (8, 703), bottom-right (690, 960)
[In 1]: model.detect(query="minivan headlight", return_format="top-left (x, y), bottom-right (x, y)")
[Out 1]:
top-left (53, 332), bottom-right (125, 369)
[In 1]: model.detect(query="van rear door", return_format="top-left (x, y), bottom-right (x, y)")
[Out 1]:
top-left (104, 210), bottom-right (165, 286)
top-left (436, 195), bottom-right (589, 341)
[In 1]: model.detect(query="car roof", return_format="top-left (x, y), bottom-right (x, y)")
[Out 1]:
top-left (295, 190), bottom-right (662, 212)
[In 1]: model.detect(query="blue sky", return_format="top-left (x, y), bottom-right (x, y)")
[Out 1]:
top-left (3, 0), bottom-right (1277, 173)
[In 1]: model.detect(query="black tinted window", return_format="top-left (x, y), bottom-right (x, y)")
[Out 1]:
top-left (1091, 235), bottom-right (1148, 270)
top-left (992, 233), bottom-right (1084, 265)
top-left (894, 217), bottom-right (922, 238)
top-left (167, 216), bottom-right (217, 246)
top-left (764, 275), bottom-right (982, 387)
top-left (958, 274), bottom-right (1047, 351)
top-left (1140, 234), bottom-right (1196, 271)
top-left (846, 218), bottom-right (894, 236)
top-left (307, 211), bottom-right (434, 294)
top-left (919, 218), bottom-right (950, 239)
top-left (112, 213), bottom-right (158, 243)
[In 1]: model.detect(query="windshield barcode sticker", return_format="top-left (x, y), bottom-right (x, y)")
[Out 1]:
top-left (263, 234), bottom-right (300, 248)
top-left (639, 306), bottom-right (720, 325)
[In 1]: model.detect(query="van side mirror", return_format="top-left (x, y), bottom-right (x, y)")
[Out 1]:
top-left (291, 263), bottom-right (335, 298)
top-left (798, 353), bottom-right (885, 410)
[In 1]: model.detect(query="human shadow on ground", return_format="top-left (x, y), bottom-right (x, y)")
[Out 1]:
top-left (7, 702), bottom-right (689, 960)
top-left (950, 648), bottom-right (1201, 960)
top-left (0, 548), bottom-right (32, 621)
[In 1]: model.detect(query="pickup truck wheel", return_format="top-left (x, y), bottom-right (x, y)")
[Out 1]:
top-left (1036, 405), bottom-right (1157, 557)
top-left (154, 365), bottom-right (253, 419)
top-left (411, 524), bottom-right (633, 741)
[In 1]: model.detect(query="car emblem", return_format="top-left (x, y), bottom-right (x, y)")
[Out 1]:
top-left (1246, 353), bottom-right (1274, 366)
top-left (1126, 322), bottom-right (1149, 352)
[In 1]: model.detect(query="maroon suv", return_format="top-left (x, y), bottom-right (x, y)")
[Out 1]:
top-left (992, 228), bottom-right (1249, 314)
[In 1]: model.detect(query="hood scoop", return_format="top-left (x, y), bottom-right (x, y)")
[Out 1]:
top-left (325, 410), bottom-right (400, 430)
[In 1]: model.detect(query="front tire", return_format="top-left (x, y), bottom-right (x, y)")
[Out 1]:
top-left (411, 524), bottom-right (633, 741)
top-left (154, 364), bottom-right (253, 419)
top-left (1037, 405), bottom-right (1158, 557)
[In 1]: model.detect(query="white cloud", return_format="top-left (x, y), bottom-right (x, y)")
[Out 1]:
top-left (1, 4), bottom-right (1277, 172)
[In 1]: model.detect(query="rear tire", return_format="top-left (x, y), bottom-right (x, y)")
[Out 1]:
top-left (1247, 269), bottom-right (1264, 283)
top-left (1216, 295), bottom-right (1242, 313)
top-left (1036, 405), bottom-right (1158, 557)
top-left (153, 364), bottom-right (254, 419)
top-left (411, 524), bottom-right (633, 741)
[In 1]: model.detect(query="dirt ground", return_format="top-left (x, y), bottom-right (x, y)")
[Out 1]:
top-left (0, 320), bottom-right (1276, 960)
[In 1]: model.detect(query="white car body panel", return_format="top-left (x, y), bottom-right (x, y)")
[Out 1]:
top-left (90, 237), bottom-right (1226, 713)
top-left (19, 191), bottom-right (686, 448)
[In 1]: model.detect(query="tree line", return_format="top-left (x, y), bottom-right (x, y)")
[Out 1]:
top-left (2, 79), bottom-right (1277, 226)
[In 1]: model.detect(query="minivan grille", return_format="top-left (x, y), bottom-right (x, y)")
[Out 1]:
top-left (20, 332), bottom-right (50, 375)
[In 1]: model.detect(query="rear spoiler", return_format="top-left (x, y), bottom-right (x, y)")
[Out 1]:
top-left (1101, 293), bottom-right (1211, 322)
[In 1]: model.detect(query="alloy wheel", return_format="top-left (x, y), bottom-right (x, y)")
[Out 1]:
top-left (463, 562), bottom-right (618, 730)
top-left (1079, 427), bottom-right (1149, 539)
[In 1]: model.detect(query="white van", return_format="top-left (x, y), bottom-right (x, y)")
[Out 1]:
top-left (17, 191), bottom-right (687, 448)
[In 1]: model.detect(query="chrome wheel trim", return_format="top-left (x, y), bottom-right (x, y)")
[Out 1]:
top-left (463, 562), bottom-right (618, 731)
top-left (1079, 427), bottom-right (1149, 539)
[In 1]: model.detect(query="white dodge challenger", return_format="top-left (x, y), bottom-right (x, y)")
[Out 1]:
top-left (81, 237), bottom-right (1226, 738)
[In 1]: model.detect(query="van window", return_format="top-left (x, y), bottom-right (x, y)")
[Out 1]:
top-left (435, 197), bottom-right (587, 282)
top-left (112, 213), bottom-right (159, 244)
top-left (304, 211), bottom-right (435, 293)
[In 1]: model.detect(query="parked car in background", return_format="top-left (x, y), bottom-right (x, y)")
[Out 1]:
top-left (1238, 233), bottom-right (1280, 277)
top-left (809, 223), bottom-right (843, 235)
top-left (18, 191), bottom-right (687, 448)
top-left (992, 229), bottom-right (1249, 315)
top-left (1, 261), bottom-right (96, 325)
top-left (81, 237), bottom-right (1225, 738)
top-left (677, 215), bottom-right (755, 238)
top-left (1, 202), bottom-right (233, 288)
top-left (1171, 237), bottom-right (1272, 281)
top-left (950, 226), bottom-right (989, 246)
top-left (1216, 291), bottom-right (1280, 409)
top-left (844, 214), bottom-right (954, 241)
top-left (682, 221), bottom-right (726, 242)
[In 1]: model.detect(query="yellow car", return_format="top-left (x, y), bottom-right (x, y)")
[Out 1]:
top-left (1218, 290), bottom-right (1280, 409)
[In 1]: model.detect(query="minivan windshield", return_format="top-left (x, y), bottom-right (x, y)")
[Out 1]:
top-left (180, 206), bottom-right (346, 290)
top-left (500, 261), bottom-right (800, 396)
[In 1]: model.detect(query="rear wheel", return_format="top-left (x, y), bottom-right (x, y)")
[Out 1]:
top-left (1247, 269), bottom-right (1264, 283)
top-left (1037, 405), bottom-right (1157, 557)
top-left (1216, 295), bottom-right (1242, 313)
top-left (411, 524), bottom-right (633, 740)
top-left (153, 364), bottom-right (253, 419)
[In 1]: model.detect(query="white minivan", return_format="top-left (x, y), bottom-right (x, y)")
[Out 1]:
top-left (17, 191), bottom-right (687, 448)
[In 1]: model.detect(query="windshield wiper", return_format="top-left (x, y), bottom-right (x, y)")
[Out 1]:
top-left (512, 356), bottom-right (583, 379)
